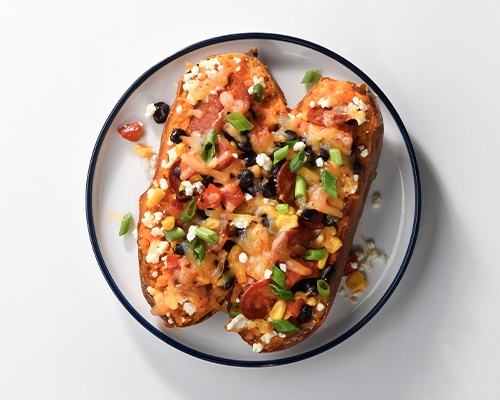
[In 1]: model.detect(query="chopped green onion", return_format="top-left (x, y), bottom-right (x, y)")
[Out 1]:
top-left (320, 169), bottom-right (338, 199)
top-left (289, 149), bottom-right (306, 172)
top-left (270, 320), bottom-right (301, 334)
top-left (373, 171), bottom-right (378, 181)
top-left (162, 227), bottom-right (185, 242)
top-left (229, 302), bottom-right (241, 318)
top-left (180, 199), bottom-right (197, 223)
top-left (301, 69), bottom-right (321, 84)
top-left (295, 175), bottom-right (307, 202)
top-left (304, 249), bottom-right (327, 261)
top-left (191, 237), bottom-right (206, 264)
top-left (118, 212), bottom-right (132, 236)
top-left (226, 112), bottom-right (254, 131)
top-left (271, 264), bottom-right (286, 288)
top-left (269, 284), bottom-right (295, 301)
top-left (276, 203), bottom-right (289, 214)
top-left (200, 129), bottom-right (217, 163)
top-left (273, 146), bottom-right (289, 164)
top-left (252, 83), bottom-right (263, 102)
top-left (195, 226), bottom-right (219, 244)
top-left (329, 148), bottom-right (343, 165)
top-left (317, 279), bottom-right (331, 298)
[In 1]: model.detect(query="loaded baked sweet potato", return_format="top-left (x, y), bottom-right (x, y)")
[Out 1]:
top-left (136, 49), bottom-right (383, 352)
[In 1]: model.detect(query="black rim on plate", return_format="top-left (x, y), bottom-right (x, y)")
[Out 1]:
top-left (86, 32), bottom-right (421, 367)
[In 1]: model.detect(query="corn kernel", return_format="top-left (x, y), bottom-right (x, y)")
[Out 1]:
top-left (255, 320), bottom-right (273, 334)
top-left (161, 216), bottom-right (175, 231)
top-left (248, 164), bottom-right (261, 179)
top-left (323, 236), bottom-right (342, 254)
top-left (318, 253), bottom-right (328, 270)
top-left (146, 188), bottom-right (166, 208)
top-left (294, 291), bottom-right (307, 301)
top-left (297, 165), bottom-right (320, 185)
top-left (306, 297), bottom-right (317, 307)
top-left (275, 214), bottom-right (299, 230)
top-left (175, 143), bottom-right (185, 157)
top-left (269, 300), bottom-right (286, 321)
top-left (134, 144), bottom-right (155, 158)
top-left (203, 218), bottom-right (220, 230)
top-left (345, 270), bottom-right (367, 294)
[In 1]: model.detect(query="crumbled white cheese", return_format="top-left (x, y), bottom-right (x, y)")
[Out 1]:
top-left (234, 57), bottom-right (241, 63)
top-left (176, 105), bottom-right (183, 114)
top-left (146, 240), bottom-right (168, 264)
top-left (261, 331), bottom-right (277, 344)
top-left (187, 225), bottom-right (198, 242)
top-left (141, 154), bottom-right (157, 176)
top-left (348, 96), bottom-right (368, 125)
top-left (316, 303), bottom-right (325, 312)
top-left (293, 141), bottom-right (306, 151)
top-left (244, 193), bottom-right (253, 201)
top-left (151, 227), bottom-right (163, 236)
top-left (256, 153), bottom-right (272, 171)
top-left (159, 178), bottom-right (168, 191)
top-left (145, 103), bottom-right (156, 118)
top-left (165, 146), bottom-right (178, 169)
top-left (183, 302), bottom-right (197, 316)
top-left (317, 96), bottom-right (331, 108)
top-left (279, 263), bottom-right (287, 272)
top-left (181, 180), bottom-right (205, 196)
top-left (247, 75), bottom-right (266, 95)
top-left (161, 159), bottom-right (168, 169)
top-left (151, 270), bottom-right (158, 278)
top-left (141, 211), bottom-right (163, 228)
top-left (230, 216), bottom-right (251, 230)
top-left (238, 252), bottom-right (249, 263)
top-left (315, 157), bottom-right (324, 167)
top-left (264, 269), bottom-right (272, 279)
top-left (309, 101), bottom-right (316, 108)
top-left (252, 343), bottom-right (264, 353)
top-left (226, 313), bottom-right (249, 331)
top-left (360, 148), bottom-right (369, 158)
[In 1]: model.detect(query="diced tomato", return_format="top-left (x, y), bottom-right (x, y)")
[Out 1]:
top-left (286, 297), bottom-right (305, 318)
top-left (163, 199), bottom-right (185, 219)
top-left (179, 160), bottom-right (196, 181)
top-left (220, 182), bottom-right (246, 212)
top-left (197, 184), bottom-right (222, 210)
top-left (239, 280), bottom-right (277, 320)
top-left (165, 254), bottom-right (181, 270)
top-left (285, 270), bottom-right (305, 288)
top-left (117, 121), bottom-right (143, 142)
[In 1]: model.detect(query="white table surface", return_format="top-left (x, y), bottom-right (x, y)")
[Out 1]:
top-left (2, 1), bottom-right (499, 398)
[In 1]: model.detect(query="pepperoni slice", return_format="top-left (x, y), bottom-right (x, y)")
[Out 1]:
top-left (227, 74), bottom-right (250, 113)
top-left (239, 280), bottom-right (277, 320)
top-left (276, 161), bottom-right (296, 205)
top-left (188, 94), bottom-right (224, 134)
top-left (307, 106), bottom-right (351, 127)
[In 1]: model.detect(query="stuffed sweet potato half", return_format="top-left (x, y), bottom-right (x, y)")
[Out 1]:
top-left (136, 50), bottom-right (383, 352)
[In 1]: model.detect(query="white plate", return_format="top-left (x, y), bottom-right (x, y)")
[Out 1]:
top-left (86, 33), bottom-right (420, 367)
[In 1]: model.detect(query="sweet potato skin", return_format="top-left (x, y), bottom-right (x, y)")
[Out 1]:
top-left (136, 50), bottom-right (383, 351)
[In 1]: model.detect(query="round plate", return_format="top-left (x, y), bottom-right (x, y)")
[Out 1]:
top-left (86, 33), bottom-right (420, 367)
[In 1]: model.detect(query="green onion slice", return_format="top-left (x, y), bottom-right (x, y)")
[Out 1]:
top-left (276, 203), bottom-right (289, 214)
top-left (320, 169), bottom-right (338, 199)
top-left (195, 226), bottom-right (219, 244)
top-left (226, 112), bottom-right (254, 131)
top-left (295, 175), bottom-right (307, 202)
top-left (271, 264), bottom-right (286, 288)
top-left (162, 227), bottom-right (185, 242)
top-left (191, 237), bottom-right (206, 265)
top-left (304, 249), bottom-right (327, 261)
top-left (317, 279), bottom-right (331, 298)
top-left (200, 129), bottom-right (217, 163)
top-left (118, 212), bottom-right (132, 236)
top-left (229, 302), bottom-right (241, 318)
top-left (329, 148), bottom-right (343, 165)
top-left (252, 83), bottom-right (263, 102)
top-left (301, 69), bottom-right (321, 84)
top-left (180, 199), bottom-right (197, 223)
top-left (269, 284), bottom-right (295, 301)
top-left (273, 146), bottom-right (289, 164)
top-left (270, 320), bottom-right (301, 334)
top-left (289, 149), bottom-right (306, 172)
top-left (284, 139), bottom-right (299, 147)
